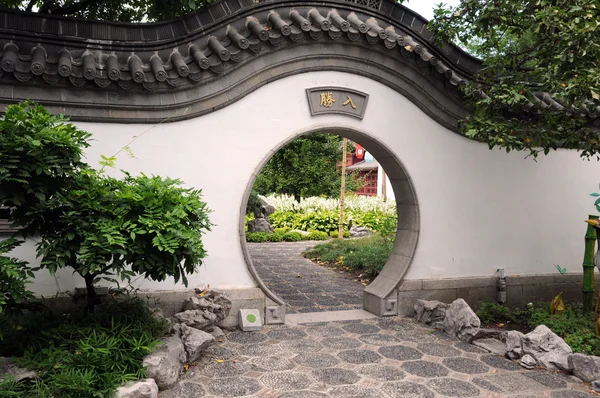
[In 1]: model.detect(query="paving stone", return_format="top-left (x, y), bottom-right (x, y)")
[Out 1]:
top-left (329, 385), bottom-right (386, 398)
top-left (249, 356), bottom-right (296, 372)
top-left (277, 392), bottom-right (327, 398)
top-left (523, 370), bottom-right (569, 389)
top-left (159, 381), bottom-right (206, 398)
top-left (236, 343), bottom-right (283, 357)
top-left (202, 345), bottom-right (237, 360)
top-left (321, 337), bottom-right (362, 350)
top-left (382, 381), bottom-right (435, 398)
top-left (472, 373), bottom-right (547, 394)
top-left (305, 326), bottom-right (345, 337)
top-left (454, 341), bottom-right (489, 353)
top-left (342, 323), bottom-right (381, 334)
top-left (416, 343), bottom-right (461, 357)
top-left (206, 377), bottom-right (261, 397)
top-left (442, 357), bottom-right (490, 374)
top-left (259, 372), bottom-right (314, 391)
top-left (377, 318), bottom-right (416, 331)
top-left (281, 339), bottom-right (323, 353)
top-left (293, 353), bottom-right (340, 368)
top-left (359, 333), bottom-right (400, 346)
top-left (201, 361), bottom-right (249, 377)
top-left (311, 368), bottom-right (360, 385)
top-left (358, 364), bottom-right (406, 381)
top-left (226, 332), bottom-right (268, 344)
top-left (431, 330), bottom-right (458, 341)
top-left (401, 360), bottom-right (450, 377)
top-left (427, 378), bottom-right (480, 397)
top-left (480, 354), bottom-right (522, 371)
top-left (337, 349), bottom-right (382, 364)
top-left (551, 391), bottom-right (597, 398)
top-left (396, 329), bottom-right (440, 343)
top-left (378, 345), bottom-right (423, 361)
top-left (266, 328), bottom-right (308, 341)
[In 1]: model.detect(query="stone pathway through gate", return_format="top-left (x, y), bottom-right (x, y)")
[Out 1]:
top-left (165, 316), bottom-right (594, 398)
top-left (161, 241), bottom-right (596, 398)
top-left (248, 241), bottom-right (364, 314)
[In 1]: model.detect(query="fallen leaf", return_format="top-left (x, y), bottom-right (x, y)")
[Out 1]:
top-left (216, 359), bottom-right (224, 363)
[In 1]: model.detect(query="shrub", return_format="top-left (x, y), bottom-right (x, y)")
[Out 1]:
top-left (305, 235), bottom-right (391, 277)
top-left (307, 231), bottom-right (328, 241)
top-left (283, 231), bottom-right (303, 242)
top-left (0, 239), bottom-right (33, 317)
top-left (274, 227), bottom-right (290, 234)
top-left (476, 301), bottom-right (514, 325)
top-left (0, 297), bottom-right (168, 398)
top-left (246, 232), bottom-right (270, 242)
top-left (329, 231), bottom-right (350, 238)
top-left (267, 232), bottom-right (285, 242)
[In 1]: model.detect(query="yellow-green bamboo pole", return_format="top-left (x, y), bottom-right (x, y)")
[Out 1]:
top-left (338, 138), bottom-right (347, 239)
top-left (583, 214), bottom-right (599, 312)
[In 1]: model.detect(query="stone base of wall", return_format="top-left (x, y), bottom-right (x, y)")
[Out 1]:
top-left (397, 273), bottom-right (598, 316)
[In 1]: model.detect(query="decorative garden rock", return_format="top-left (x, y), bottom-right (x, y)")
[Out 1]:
top-left (142, 336), bottom-right (186, 390)
top-left (520, 354), bottom-right (537, 370)
top-left (0, 356), bottom-right (35, 382)
top-left (442, 299), bottom-right (481, 343)
top-left (472, 338), bottom-right (508, 355)
top-left (209, 326), bottom-right (225, 338)
top-left (180, 324), bottom-right (215, 362)
top-left (505, 330), bottom-right (525, 359)
top-left (568, 353), bottom-right (600, 382)
top-left (115, 379), bottom-right (159, 398)
top-left (349, 226), bottom-right (372, 237)
top-left (248, 218), bottom-right (274, 233)
top-left (592, 380), bottom-right (600, 393)
top-left (414, 299), bottom-right (448, 325)
top-left (521, 325), bottom-right (572, 371)
top-left (176, 291), bottom-right (232, 330)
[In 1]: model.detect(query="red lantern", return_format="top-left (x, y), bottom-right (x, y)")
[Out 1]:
top-left (355, 143), bottom-right (365, 159)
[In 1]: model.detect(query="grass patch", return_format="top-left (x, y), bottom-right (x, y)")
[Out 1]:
top-left (0, 296), bottom-right (169, 398)
top-left (304, 235), bottom-right (392, 277)
top-left (476, 300), bottom-right (600, 356)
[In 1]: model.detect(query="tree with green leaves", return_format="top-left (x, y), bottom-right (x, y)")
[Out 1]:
top-left (253, 134), bottom-right (363, 202)
top-left (0, 101), bottom-right (212, 312)
top-left (0, 0), bottom-right (213, 21)
top-left (428, 0), bottom-right (599, 158)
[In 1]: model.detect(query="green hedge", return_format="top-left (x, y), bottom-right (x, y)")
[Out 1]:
top-left (246, 231), bottom-right (331, 242)
top-left (269, 209), bottom-right (395, 234)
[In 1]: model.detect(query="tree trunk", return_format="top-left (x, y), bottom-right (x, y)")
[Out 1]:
top-left (583, 215), bottom-right (598, 312)
top-left (84, 274), bottom-right (99, 314)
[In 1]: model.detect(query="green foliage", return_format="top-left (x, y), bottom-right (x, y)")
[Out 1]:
top-left (528, 303), bottom-right (600, 355)
top-left (245, 232), bottom-right (270, 243)
top-left (253, 134), bottom-right (363, 201)
top-left (0, 101), bottom-right (91, 236)
top-left (307, 231), bottom-right (329, 241)
top-left (282, 231), bottom-right (303, 242)
top-left (429, 0), bottom-right (600, 158)
top-left (0, 239), bottom-right (33, 316)
top-left (274, 227), bottom-right (290, 234)
top-left (305, 235), bottom-right (391, 277)
top-left (246, 189), bottom-right (263, 216)
top-left (267, 232), bottom-right (285, 242)
top-left (0, 297), bottom-right (168, 397)
top-left (329, 231), bottom-right (350, 238)
top-left (268, 209), bottom-right (394, 234)
top-left (476, 301), bottom-right (514, 325)
top-left (36, 170), bottom-right (211, 290)
top-left (0, 0), bottom-right (215, 22)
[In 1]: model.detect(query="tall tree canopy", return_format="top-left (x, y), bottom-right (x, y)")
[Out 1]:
top-left (429, 0), bottom-right (600, 158)
top-left (0, 0), bottom-right (211, 21)
top-left (253, 134), bottom-right (361, 202)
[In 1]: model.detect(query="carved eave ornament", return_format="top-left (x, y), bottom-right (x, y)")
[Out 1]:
top-left (0, 0), bottom-right (481, 127)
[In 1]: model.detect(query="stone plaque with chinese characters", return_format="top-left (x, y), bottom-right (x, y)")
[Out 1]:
top-left (306, 87), bottom-right (369, 119)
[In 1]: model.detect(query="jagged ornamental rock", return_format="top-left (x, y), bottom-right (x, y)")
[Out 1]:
top-left (414, 300), bottom-right (448, 325)
top-left (176, 291), bottom-right (232, 331)
top-left (472, 338), bottom-right (508, 355)
top-left (115, 379), bottom-right (159, 398)
top-left (248, 218), bottom-right (274, 233)
top-left (142, 336), bottom-right (186, 390)
top-left (209, 326), bottom-right (225, 338)
top-left (521, 325), bottom-right (572, 371)
top-left (174, 309), bottom-right (217, 330)
top-left (592, 380), bottom-right (600, 393)
top-left (442, 299), bottom-right (481, 343)
top-left (520, 354), bottom-right (537, 370)
top-left (0, 356), bottom-right (35, 382)
top-left (505, 330), bottom-right (525, 359)
top-left (349, 226), bottom-right (372, 237)
top-left (180, 324), bottom-right (215, 362)
top-left (568, 353), bottom-right (600, 382)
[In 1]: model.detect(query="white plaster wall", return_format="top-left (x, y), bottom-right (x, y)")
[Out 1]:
top-left (17, 71), bottom-right (600, 295)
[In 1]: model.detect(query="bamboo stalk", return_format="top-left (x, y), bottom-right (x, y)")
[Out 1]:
top-left (583, 214), bottom-right (598, 312)
top-left (381, 167), bottom-right (387, 202)
top-left (338, 138), bottom-right (347, 239)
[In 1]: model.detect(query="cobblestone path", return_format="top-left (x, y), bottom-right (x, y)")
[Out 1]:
top-left (165, 316), bottom-right (595, 398)
top-left (249, 241), bottom-right (364, 313)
